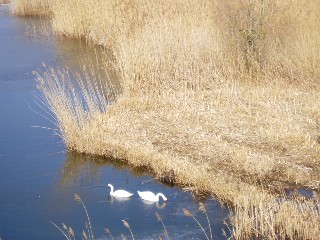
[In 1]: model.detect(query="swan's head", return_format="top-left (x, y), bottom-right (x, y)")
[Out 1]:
top-left (107, 184), bottom-right (111, 188)
top-left (160, 194), bottom-right (168, 202)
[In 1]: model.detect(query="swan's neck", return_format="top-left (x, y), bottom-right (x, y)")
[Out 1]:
top-left (109, 185), bottom-right (114, 194)
top-left (156, 193), bottom-right (166, 201)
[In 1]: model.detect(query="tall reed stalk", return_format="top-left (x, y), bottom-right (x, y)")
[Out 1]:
top-left (34, 62), bottom-right (116, 149)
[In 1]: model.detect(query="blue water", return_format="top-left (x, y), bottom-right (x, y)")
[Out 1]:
top-left (0, 5), bottom-right (229, 239)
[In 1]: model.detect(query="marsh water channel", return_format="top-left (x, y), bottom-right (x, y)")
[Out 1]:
top-left (0, 5), bottom-right (229, 239)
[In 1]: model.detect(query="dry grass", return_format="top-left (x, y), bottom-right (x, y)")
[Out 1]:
top-left (11, 0), bottom-right (51, 16)
top-left (15, 0), bottom-right (320, 239)
top-left (35, 66), bottom-right (320, 239)
top-left (0, 0), bottom-right (11, 4)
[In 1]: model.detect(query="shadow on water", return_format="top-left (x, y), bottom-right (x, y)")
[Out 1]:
top-left (60, 151), bottom-right (152, 187)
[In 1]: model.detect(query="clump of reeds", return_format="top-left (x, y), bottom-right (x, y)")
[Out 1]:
top-left (33, 61), bottom-right (117, 150)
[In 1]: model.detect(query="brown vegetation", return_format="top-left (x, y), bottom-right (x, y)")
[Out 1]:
top-left (14, 0), bottom-right (320, 239)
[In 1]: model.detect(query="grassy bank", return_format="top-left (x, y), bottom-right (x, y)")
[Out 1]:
top-left (16, 0), bottom-right (320, 239)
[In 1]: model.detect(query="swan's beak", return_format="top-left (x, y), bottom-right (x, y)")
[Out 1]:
top-left (164, 199), bottom-right (168, 203)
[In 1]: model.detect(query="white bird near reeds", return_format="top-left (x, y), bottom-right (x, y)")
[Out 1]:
top-left (107, 184), bottom-right (133, 198)
top-left (137, 191), bottom-right (168, 202)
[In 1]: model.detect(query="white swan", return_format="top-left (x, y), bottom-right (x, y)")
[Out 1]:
top-left (108, 184), bottom-right (133, 198)
top-left (137, 191), bottom-right (168, 202)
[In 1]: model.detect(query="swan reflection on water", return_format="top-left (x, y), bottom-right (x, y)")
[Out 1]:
top-left (108, 195), bottom-right (132, 203)
top-left (106, 195), bottom-right (167, 209)
top-left (140, 199), bottom-right (167, 209)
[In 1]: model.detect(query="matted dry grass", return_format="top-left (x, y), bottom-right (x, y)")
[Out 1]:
top-left (16, 0), bottom-right (320, 239)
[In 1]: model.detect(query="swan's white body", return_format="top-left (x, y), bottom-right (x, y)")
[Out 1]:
top-left (137, 191), bottom-right (168, 202)
top-left (108, 184), bottom-right (133, 198)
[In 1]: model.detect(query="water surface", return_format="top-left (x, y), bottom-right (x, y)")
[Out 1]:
top-left (0, 6), bottom-right (229, 239)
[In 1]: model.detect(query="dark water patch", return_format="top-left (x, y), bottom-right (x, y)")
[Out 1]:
top-left (284, 187), bottom-right (318, 199)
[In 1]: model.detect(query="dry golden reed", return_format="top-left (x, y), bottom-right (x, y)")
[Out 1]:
top-left (0, 0), bottom-right (11, 4)
top-left (11, 0), bottom-right (51, 16)
top-left (43, 0), bottom-right (320, 84)
top-left (14, 0), bottom-right (320, 239)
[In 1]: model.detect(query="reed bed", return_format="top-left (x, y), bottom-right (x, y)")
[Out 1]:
top-left (15, 0), bottom-right (320, 239)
